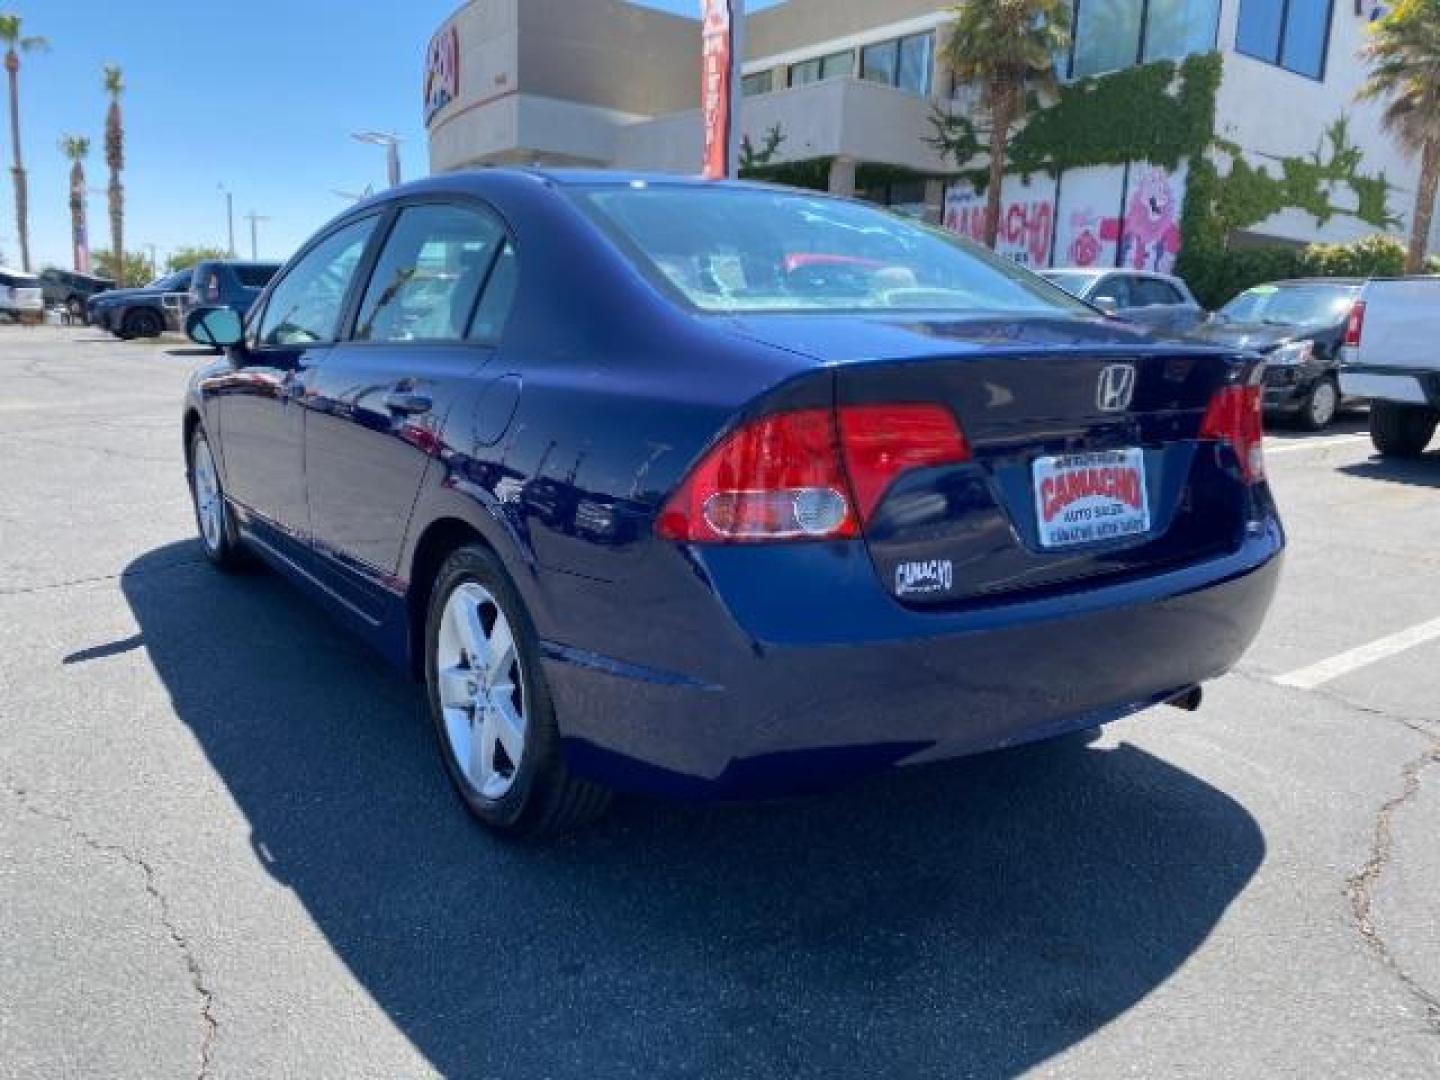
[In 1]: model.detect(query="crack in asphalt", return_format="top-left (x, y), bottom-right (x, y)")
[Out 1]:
top-left (4, 780), bottom-right (219, 1079)
top-left (1346, 742), bottom-right (1440, 1036)
top-left (1234, 666), bottom-right (1440, 1035)
top-left (0, 555), bottom-right (207, 597)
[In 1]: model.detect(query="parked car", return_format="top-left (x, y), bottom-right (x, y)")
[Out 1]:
top-left (1042, 268), bottom-right (1206, 333)
top-left (39, 267), bottom-right (116, 321)
top-left (88, 269), bottom-right (193, 339)
top-left (1340, 276), bottom-right (1440, 457)
top-left (184, 260), bottom-right (281, 321)
top-left (0, 266), bottom-right (45, 324)
top-left (181, 171), bottom-right (1283, 837)
top-left (1186, 278), bottom-right (1362, 430)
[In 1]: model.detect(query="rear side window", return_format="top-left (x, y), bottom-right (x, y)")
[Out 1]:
top-left (258, 215), bottom-right (378, 347)
top-left (470, 242), bottom-right (517, 344)
top-left (236, 264), bottom-right (280, 288)
top-left (354, 203), bottom-right (505, 343)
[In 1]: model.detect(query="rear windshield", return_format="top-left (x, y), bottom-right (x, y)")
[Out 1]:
top-left (236, 264), bottom-right (281, 288)
top-left (572, 184), bottom-right (1089, 316)
top-left (1217, 283), bottom-right (1358, 329)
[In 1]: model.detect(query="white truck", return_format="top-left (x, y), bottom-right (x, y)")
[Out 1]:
top-left (1339, 277), bottom-right (1440, 458)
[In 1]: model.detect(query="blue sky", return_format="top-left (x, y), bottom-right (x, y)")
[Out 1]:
top-left (4, 0), bottom-right (779, 272)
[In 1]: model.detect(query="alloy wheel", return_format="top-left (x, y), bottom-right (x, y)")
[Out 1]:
top-left (192, 436), bottom-right (224, 553)
top-left (434, 582), bottom-right (527, 800)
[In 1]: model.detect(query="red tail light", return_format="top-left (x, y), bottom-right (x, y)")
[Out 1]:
top-left (206, 274), bottom-right (221, 302)
top-left (657, 403), bottom-right (970, 543)
top-left (1344, 300), bottom-right (1366, 349)
top-left (837, 403), bottom-right (971, 520)
top-left (1199, 385), bottom-right (1265, 483)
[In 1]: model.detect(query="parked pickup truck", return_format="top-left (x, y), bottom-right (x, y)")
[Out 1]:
top-left (1340, 278), bottom-right (1440, 458)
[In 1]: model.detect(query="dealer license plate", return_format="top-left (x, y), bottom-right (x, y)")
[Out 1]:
top-left (1033, 449), bottom-right (1151, 549)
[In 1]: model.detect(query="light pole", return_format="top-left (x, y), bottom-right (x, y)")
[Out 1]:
top-left (352, 131), bottom-right (402, 188)
top-left (219, 184), bottom-right (236, 257)
top-left (244, 211), bottom-right (271, 260)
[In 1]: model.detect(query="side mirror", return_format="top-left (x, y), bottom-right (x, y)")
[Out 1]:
top-left (1092, 295), bottom-right (1120, 315)
top-left (186, 306), bottom-right (244, 349)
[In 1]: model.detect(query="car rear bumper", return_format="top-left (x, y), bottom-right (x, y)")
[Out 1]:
top-left (1341, 366), bottom-right (1440, 408)
top-left (543, 519), bottom-right (1284, 801)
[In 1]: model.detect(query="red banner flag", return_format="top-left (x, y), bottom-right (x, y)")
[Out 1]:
top-left (700, 0), bottom-right (735, 180)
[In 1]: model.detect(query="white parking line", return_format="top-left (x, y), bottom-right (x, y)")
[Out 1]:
top-left (1264, 435), bottom-right (1372, 456)
top-left (1275, 615), bottom-right (1440, 690)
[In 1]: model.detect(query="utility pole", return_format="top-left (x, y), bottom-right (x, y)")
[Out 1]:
top-left (351, 131), bottom-right (402, 188)
top-left (219, 184), bottom-right (235, 257)
top-left (144, 243), bottom-right (158, 276)
top-left (245, 211), bottom-right (271, 260)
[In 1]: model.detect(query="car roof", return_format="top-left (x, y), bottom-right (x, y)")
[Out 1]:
top-left (1254, 277), bottom-right (1365, 287)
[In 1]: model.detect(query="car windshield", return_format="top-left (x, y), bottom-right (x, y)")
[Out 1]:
top-left (1217, 283), bottom-right (1358, 329)
top-left (573, 183), bottom-right (1089, 316)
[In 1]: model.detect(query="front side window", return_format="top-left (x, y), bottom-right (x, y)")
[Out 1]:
top-left (574, 184), bottom-right (1091, 317)
top-left (355, 203), bottom-right (506, 343)
top-left (1131, 278), bottom-right (1183, 307)
top-left (1236, 0), bottom-right (1333, 79)
top-left (258, 215), bottom-right (377, 348)
top-left (236, 264), bottom-right (281, 288)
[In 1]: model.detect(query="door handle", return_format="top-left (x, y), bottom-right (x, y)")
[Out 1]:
top-left (384, 390), bottom-right (433, 416)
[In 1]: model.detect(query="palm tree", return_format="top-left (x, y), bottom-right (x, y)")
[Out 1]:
top-left (59, 135), bottom-right (91, 276)
top-left (940, 0), bottom-right (1070, 249)
top-left (103, 65), bottom-right (126, 285)
top-left (0, 15), bottom-right (48, 271)
top-left (1359, 0), bottom-right (1440, 273)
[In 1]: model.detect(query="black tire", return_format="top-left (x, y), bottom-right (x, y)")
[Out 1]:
top-left (424, 544), bottom-right (611, 838)
top-left (1370, 401), bottom-right (1438, 459)
top-left (187, 428), bottom-right (247, 571)
top-left (123, 308), bottom-right (164, 339)
top-left (1299, 376), bottom-right (1340, 431)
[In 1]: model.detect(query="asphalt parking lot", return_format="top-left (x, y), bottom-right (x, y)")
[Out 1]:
top-left (2, 325), bottom-right (1438, 1079)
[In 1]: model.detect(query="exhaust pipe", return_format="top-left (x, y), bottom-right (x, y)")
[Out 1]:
top-left (1165, 685), bottom-right (1204, 712)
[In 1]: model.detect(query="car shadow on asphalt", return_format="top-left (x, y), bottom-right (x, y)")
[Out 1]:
top-left (1339, 454), bottom-right (1440, 489)
top-left (1263, 412), bottom-right (1368, 442)
top-left (114, 541), bottom-right (1265, 1079)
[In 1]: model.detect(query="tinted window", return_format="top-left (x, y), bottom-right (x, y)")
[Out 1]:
top-left (1236, 0), bottom-right (1332, 78)
top-left (861, 40), bottom-right (898, 86)
top-left (788, 58), bottom-right (821, 86)
top-left (1073, 0), bottom-right (1143, 77)
top-left (575, 184), bottom-right (1090, 317)
top-left (1143, 0), bottom-right (1221, 63)
top-left (741, 71), bottom-right (772, 97)
top-left (258, 216), bottom-right (377, 347)
top-left (820, 50), bottom-right (854, 80)
top-left (896, 34), bottom-right (933, 95)
top-left (355, 203), bottom-right (505, 343)
top-left (236, 264), bottom-right (281, 288)
top-left (470, 242), bottom-right (518, 344)
top-left (1131, 278), bottom-right (1183, 306)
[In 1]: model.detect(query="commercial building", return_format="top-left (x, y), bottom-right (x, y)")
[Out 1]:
top-left (425, 0), bottom-right (1439, 274)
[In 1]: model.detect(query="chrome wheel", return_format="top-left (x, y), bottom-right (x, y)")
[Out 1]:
top-left (192, 436), bottom-right (224, 553)
top-left (1307, 379), bottom-right (1338, 429)
top-left (435, 582), bottom-right (526, 800)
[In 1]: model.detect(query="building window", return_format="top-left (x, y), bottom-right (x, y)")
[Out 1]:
top-left (1070, 0), bottom-right (1221, 79)
top-left (742, 71), bottom-right (773, 97)
top-left (860, 32), bottom-right (934, 96)
top-left (788, 49), bottom-right (854, 88)
top-left (1236, 0), bottom-right (1333, 80)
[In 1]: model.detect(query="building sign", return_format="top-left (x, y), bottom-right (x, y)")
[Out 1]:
top-left (944, 175), bottom-right (1056, 268)
top-left (424, 25), bottom-right (460, 124)
top-left (700, 0), bottom-right (737, 179)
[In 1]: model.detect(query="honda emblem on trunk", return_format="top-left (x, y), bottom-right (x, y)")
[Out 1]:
top-left (1097, 364), bottom-right (1137, 413)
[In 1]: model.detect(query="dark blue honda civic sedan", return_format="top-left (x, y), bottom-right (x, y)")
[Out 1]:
top-left (181, 169), bottom-right (1283, 837)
